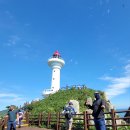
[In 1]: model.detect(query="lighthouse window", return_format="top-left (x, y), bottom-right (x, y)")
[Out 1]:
top-left (54, 70), bottom-right (55, 72)
top-left (53, 78), bottom-right (55, 80)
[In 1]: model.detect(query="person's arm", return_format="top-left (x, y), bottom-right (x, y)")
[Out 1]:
top-left (61, 110), bottom-right (65, 115)
top-left (72, 108), bottom-right (76, 115)
top-left (16, 113), bottom-right (19, 120)
top-left (15, 110), bottom-right (19, 124)
top-left (87, 104), bottom-right (93, 109)
top-left (101, 99), bottom-right (106, 109)
top-left (61, 107), bottom-right (66, 115)
top-left (84, 101), bottom-right (93, 110)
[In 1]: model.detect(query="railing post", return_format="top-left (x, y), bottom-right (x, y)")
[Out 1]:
top-left (25, 111), bottom-right (29, 124)
top-left (86, 111), bottom-right (90, 130)
top-left (56, 112), bottom-right (60, 130)
top-left (38, 113), bottom-right (41, 127)
top-left (111, 109), bottom-right (117, 130)
top-left (84, 111), bottom-right (88, 130)
top-left (1, 118), bottom-right (6, 130)
top-left (47, 112), bottom-right (50, 128)
top-left (41, 113), bottom-right (43, 125)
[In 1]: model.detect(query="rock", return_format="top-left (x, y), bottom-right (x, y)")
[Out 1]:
top-left (69, 100), bottom-right (79, 114)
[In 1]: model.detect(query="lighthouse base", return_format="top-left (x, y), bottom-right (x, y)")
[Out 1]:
top-left (42, 89), bottom-right (58, 97)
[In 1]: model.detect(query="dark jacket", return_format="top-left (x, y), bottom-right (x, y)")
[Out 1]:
top-left (87, 99), bottom-right (105, 119)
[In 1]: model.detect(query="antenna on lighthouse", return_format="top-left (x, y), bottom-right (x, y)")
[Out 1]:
top-left (42, 51), bottom-right (65, 97)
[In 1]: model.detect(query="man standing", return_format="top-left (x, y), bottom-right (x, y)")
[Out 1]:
top-left (85, 92), bottom-right (106, 130)
top-left (6, 105), bottom-right (19, 130)
top-left (62, 102), bottom-right (76, 130)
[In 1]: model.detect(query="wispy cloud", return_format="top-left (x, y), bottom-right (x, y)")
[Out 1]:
top-left (3, 37), bottom-right (33, 60)
top-left (0, 82), bottom-right (27, 109)
top-left (7, 35), bottom-right (20, 46)
top-left (0, 92), bottom-right (26, 109)
top-left (24, 43), bottom-right (31, 48)
top-left (101, 63), bottom-right (130, 99)
top-left (69, 59), bottom-right (78, 65)
top-left (5, 10), bottom-right (14, 19)
top-left (0, 93), bottom-right (18, 98)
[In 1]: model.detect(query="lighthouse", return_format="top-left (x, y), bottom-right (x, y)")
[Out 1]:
top-left (42, 51), bottom-right (65, 97)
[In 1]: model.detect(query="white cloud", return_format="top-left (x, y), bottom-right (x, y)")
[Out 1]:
top-left (101, 63), bottom-right (130, 99)
top-left (8, 35), bottom-right (20, 45)
top-left (4, 35), bottom-right (20, 47)
top-left (24, 43), bottom-right (31, 48)
top-left (124, 64), bottom-right (130, 75)
top-left (0, 93), bottom-right (18, 98)
top-left (0, 83), bottom-right (26, 110)
top-left (0, 92), bottom-right (26, 110)
top-left (69, 59), bottom-right (78, 65)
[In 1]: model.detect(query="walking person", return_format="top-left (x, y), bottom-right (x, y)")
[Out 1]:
top-left (18, 109), bottom-right (24, 128)
top-left (6, 105), bottom-right (19, 130)
top-left (85, 92), bottom-right (106, 130)
top-left (62, 102), bottom-right (76, 130)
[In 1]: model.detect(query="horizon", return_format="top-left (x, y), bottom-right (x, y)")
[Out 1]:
top-left (0, 0), bottom-right (130, 111)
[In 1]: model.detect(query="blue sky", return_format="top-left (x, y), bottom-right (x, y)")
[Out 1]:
top-left (0, 0), bottom-right (130, 110)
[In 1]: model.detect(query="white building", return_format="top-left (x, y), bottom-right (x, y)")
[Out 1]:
top-left (42, 51), bottom-right (65, 97)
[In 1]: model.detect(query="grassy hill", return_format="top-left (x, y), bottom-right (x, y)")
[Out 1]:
top-left (25, 87), bottom-right (106, 114)
top-left (0, 109), bottom-right (8, 118)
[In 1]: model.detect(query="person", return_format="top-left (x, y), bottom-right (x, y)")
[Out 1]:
top-left (6, 105), bottom-right (19, 130)
top-left (85, 92), bottom-right (106, 130)
top-left (62, 102), bottom-right (76, 130)
top-left (18, 108), bottom-right (24, 128)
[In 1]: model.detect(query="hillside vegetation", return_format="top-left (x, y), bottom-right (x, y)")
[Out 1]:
top-left (0, 110), bottom-right (8, 118)
top-left (26, 87), bottom-right (106, 114)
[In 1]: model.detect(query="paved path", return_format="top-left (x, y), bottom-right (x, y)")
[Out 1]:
top-left (17, 127), bottom-right (53, 130)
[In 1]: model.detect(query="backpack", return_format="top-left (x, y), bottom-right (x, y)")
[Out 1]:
top-left (64, 106), bottom-right (75, 120)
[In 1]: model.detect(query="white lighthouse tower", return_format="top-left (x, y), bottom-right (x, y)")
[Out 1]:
top-left (42, 51), bottom-right (65, 97)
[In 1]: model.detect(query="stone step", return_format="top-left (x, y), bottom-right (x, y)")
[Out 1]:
top-left (22, 119), bottom-right (27, 122)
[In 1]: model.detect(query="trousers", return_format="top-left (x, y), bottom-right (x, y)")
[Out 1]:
top-left (7, 121), bottom-right (16, 130)
top-left (94, 118), bottom-right (106, 130)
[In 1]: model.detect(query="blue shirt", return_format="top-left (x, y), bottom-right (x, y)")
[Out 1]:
top-left (7, 109), bottom-right (18, 122)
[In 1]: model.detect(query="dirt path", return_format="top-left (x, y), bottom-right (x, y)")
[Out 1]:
top-left (15, 127), bottom-right (53, 130)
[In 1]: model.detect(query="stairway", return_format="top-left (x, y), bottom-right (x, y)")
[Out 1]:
top-left (16, 117), bottom-right (29, 128)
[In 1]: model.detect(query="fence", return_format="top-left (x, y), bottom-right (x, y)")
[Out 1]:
top-left (0, 109), bottom-right (130, 130)
top-left (26, 109), bottom-right (130, 130)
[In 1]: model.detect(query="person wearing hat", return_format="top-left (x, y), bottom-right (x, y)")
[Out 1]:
top-left (62, 101), bottom-right (76, 130)
top-left (85, 92), bottom-right (106, 130)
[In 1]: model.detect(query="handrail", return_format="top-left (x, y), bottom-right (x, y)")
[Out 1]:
top-left (1, 109), bottom-right (130, 130)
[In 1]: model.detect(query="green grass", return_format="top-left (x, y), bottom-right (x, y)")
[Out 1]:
top-left (25, 87), bottom-right (105, 114)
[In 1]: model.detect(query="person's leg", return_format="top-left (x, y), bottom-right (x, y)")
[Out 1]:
top-left (98, 118), bottom-right (106, 130)
top-left (12, 121), bottom-right (16, 130)
top-left (68, 120), bottom-right (73, 130)
top-left (94, 119), bottom-right (100, 130)
top-left (65, 119), bottom-right (69, 130)
top-left (7, 122), bottom-right (11, 130)
top-left (19, 118), bottom-right (22, 127)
